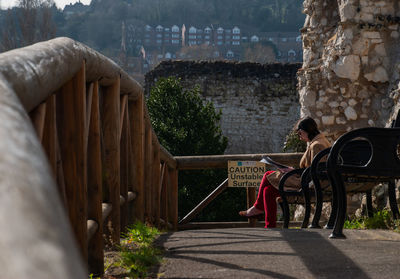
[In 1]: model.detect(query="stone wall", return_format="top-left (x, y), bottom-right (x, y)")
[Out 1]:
top-left (145, 61), bottom-right (301, 154)
top-left (297, 0), bottom-right (400, 217)
top-left (299, 0), bottom-right (400, 139)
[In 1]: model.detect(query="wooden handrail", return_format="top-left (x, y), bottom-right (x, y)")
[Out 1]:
top-left (175, 153), bottom-right (303, 170)
top-left (0, 37), bottom-right (178, 278)
top-left (0, 37), bottom-right (143, 113)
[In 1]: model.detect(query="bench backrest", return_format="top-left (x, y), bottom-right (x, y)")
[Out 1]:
top-left (327, 127), bottom-right (400, 178)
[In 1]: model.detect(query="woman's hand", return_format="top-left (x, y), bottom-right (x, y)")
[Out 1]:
top-left (279, 167), bottom-right (295, 173)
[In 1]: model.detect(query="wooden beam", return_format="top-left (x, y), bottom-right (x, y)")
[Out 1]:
top-left (102, 203), bottom-right (112, 222)
top-left (160, 145), bottom-right (177, 169)
top-left (126, 109), bottom-right (135, 224)
top-left (119, 94), bottom-right (127, 140)
top-left (55, 130), bottom-right (68, 207)
top-left (129, 95), bottom-right (145, 222)
top-left (101, 77), bottom-right (121, 245)
top-left (85, 83), bottom-right (94, 152)
top-left (42, 95), bottom-right (57, 177)
top-left (175, 153), bottom-right (303, 170)
top-left (160, 163), bottom-right (168, 227)
top-left (56, 61), bottom-right (87, 260)
top-left (128, 191), bottom-right (136, 202)
top-left (86, 81), bottom-right (104, 276)
top-left (87, 220), bottom-right (99, 241)
top-left (29, 102), bottom-right (47, 142)
top-left (153, 145), bottom-right (161, 228)
top-left (144, 121), bottom-right (153, 224)
top-left (179, 178), bottom-right (228, 225)
top-left (120, 97), bottom-right (129, 232)
top-left (169, 168), bottom-right (178, 230)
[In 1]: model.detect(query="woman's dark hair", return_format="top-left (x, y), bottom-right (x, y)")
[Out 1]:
top-left (296, 117), bottom-right (320, 141)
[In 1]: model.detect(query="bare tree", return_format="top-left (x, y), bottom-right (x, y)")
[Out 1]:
top-left (1, 0), bottom-right (56, 52)
top-left (244, 44), bottom-right (276, 64)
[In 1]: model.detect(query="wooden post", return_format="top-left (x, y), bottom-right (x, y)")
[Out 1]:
top-left (144, 121), bottom-right (153, 223)
top-left (42, 95), bottom-right (57, 177)
top-left (86, 81), bottom-right (104, 276)
top-left (126, 105), bottom-right (135, 225)
top-left (29, 102), bottom-right (47, 141)
top-left (247, 187), bottom-right (257, 227)
top-left (169, 168), bottom-right (178, 230)
top-left (153, 144), bottom-right (161, 228)
top-left (129, 96), bottom-right (145, 222)
top-left (56, 61), bottom-right (87, 260)
top-left (101, 78), bottom-right (121, 245)
top-left (120, 95), bottom-right (129, 232)
top-left (160, 163), bottom-right (168, 227)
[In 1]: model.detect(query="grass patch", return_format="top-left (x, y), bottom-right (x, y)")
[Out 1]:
top-left (344, 209), bottom-right (400, 232)
top-left (90, 222), bottom-right (163, 279)
top-left (119, 222), bottom-right (162, 278)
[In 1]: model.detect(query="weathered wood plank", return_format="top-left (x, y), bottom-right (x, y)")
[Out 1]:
top-left (120, 97), bottom-right (129, 232)
top-left (144, 120), bottom-right (153, 223)
top-left (42, 95), bottom-right (57, 177)
top-left (175, 153), bottom-right (303, 170)
top-left (153, 145), bottom-right (161, 228)
top-left (87, 81), bottom-right (104, 276)
top-left (56, 61), bottom-right (87, 260)
top-left (120, 94), bottom-right (127, 140)
top-left (55, 129), bottom-right (68, 206)
top-left (29, 102), bottom-right (47, 141)
top-left (160, 163), bottom-right (168, 227)
top-left (160, 145), bottom-right (177, 169)
top-left (179, 179), bottom-right (228, 225)
top-left (126, 109), bottom-right (135, 224)
top-left (101, 78), bottom-right (121, 245)
top-left (169, 168), bottom-right (179, 230)
top-left (129, 96), bottom-right (145, 222)
top-left (85, 83), bottom-right (94, 152)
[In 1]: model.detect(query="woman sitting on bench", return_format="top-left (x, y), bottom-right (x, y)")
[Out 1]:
top-left (239, 117), bottom-right (331, 228)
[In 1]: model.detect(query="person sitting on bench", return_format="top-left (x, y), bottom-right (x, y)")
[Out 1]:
top-left (239, 117), bottom-right (331, 228)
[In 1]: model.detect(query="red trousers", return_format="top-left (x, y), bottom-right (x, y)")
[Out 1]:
top-left (253, 171), bottom-right (280, 228)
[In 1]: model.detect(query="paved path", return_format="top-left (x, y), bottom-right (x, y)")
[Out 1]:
top-left (154, 228), bottom-right (400, 279)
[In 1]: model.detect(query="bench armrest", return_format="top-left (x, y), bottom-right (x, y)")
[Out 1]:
top-left (278, 168), bottom-right (306, 194)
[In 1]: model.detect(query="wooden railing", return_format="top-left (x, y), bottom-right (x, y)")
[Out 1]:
top-left (175, 153), bottom-right (303, 229)
top-left (0, 37), bottom-right (177, 278)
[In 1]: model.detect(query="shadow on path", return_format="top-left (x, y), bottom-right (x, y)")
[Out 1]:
top-left (155, 228), bottom-right (373, 279)
top-left (279, 230), bottom-right (371, 279)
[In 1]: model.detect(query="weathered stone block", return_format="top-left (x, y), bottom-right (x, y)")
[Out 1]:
top-left (364, 66), bottom-right (389, 82)
top-left (322, 115), bottom-right (335, 125)
top-left (344, 106), bottom-right (358, 120)
top-left (333, 55), bottom-right (360, 80)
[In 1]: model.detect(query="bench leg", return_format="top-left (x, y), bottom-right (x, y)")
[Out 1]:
top-left (302, 187), bottom-right (311, 228)
top-left (310, 180), bottom-right (323, 229)
top-left (388, 180), bottom-right (399, 219)
top-left (281, 196), bottom-right (290, 229)
top-left (366, 190), bottom-right (373, 218)
top-left (324, 198), bottom-right (336, 229)
top-left (329, 171), bottom-right (346, 239)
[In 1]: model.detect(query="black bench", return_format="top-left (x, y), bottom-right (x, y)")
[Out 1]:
top-left (326, 127), bottom-right (400, 238)
top-left (279, 139), bottom-right (399, 231)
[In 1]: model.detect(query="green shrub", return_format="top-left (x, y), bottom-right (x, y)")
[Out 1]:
top-left (283, 130), bottom-right (306, 153)
top-left (118, 222), bottom-right (162, 278)
top-left (344, 209), bottom-right (397, 230)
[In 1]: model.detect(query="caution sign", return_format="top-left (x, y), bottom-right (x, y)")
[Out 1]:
top-left (228, 161), bottom-right (266, 187)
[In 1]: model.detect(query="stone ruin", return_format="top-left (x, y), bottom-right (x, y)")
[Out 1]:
top-left (297, 0), bottom-right (400, 219)
top-left (298, 0), bottom-right (400, 140)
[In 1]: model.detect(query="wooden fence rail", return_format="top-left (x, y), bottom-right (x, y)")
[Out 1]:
top-left (0, 37), bottom-right (302, 278)
top-left (0, 37), bottom-right (177, 278)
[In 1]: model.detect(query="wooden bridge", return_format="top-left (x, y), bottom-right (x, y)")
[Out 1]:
top-left (0, 37), bottom-right (301, 278)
